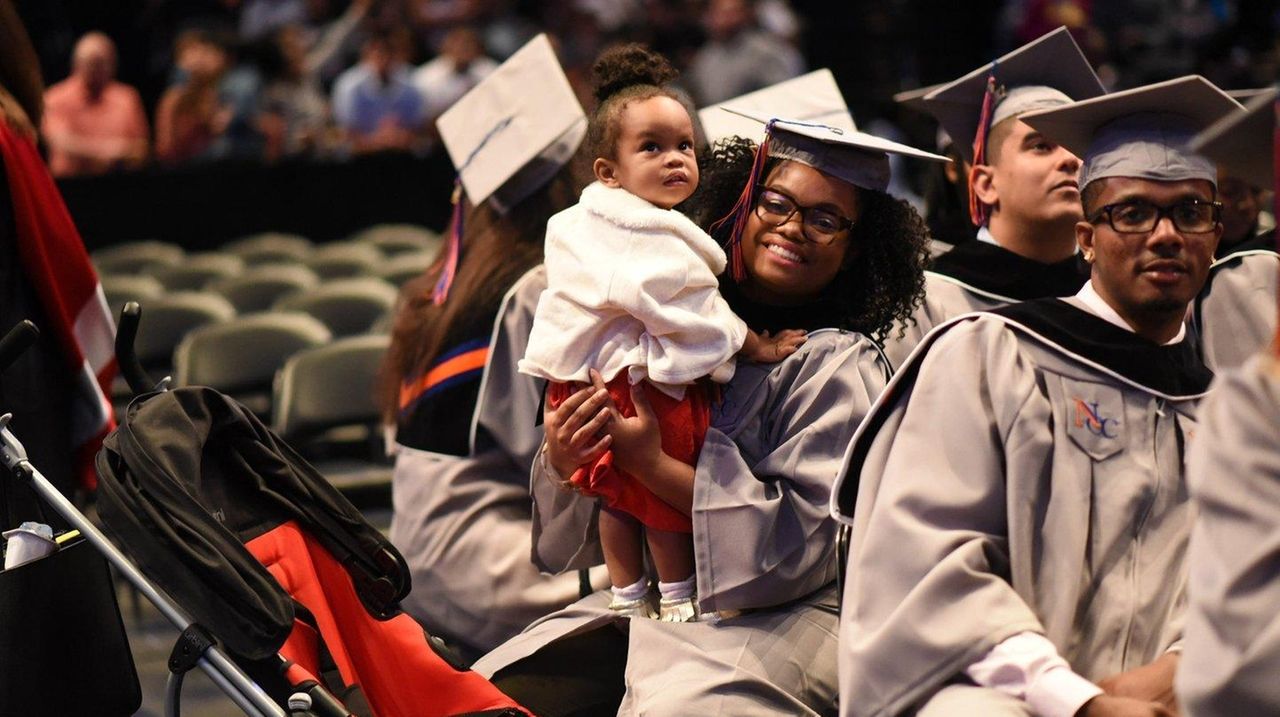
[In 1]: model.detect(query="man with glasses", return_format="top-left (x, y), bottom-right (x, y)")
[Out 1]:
top-left (832, 76), bottom-right (1237, 717)
top-left (882, 28), bottom-right (1105, 368)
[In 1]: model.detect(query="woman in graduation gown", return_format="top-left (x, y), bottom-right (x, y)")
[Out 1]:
top-left (472, 123), bottom-right (944, 715)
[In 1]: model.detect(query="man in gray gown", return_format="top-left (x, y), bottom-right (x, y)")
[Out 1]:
top-left (834, 75), bottom-right (1239, 717)
top-left (883, 27), bottom-right (1103, 367)
top-left (1175, 89), bottom-right (1280, 717)
top-left (1187, 89), bottom-right (1279, 371)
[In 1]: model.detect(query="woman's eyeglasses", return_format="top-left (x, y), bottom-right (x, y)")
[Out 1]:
top-left (1089, 199), bottom-right (1223, 235)
top-left (753, 186), bottom-right (855, 244)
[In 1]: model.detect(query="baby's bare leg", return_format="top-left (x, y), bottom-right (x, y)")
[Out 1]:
top-left (646, 527), bottom-right (694, 583)
top-left (599, 507), bottom-right (645, 588)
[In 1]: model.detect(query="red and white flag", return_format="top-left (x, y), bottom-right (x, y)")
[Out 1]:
top-left (0, 120), bottom-right (116, 489)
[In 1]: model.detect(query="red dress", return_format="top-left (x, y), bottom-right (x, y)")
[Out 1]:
top-left (546, 375), bottom-right (709, 533)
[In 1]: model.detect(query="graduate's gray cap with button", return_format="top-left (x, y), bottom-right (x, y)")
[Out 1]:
top-left (724, 109), bottom-right (951, 192)
top-left (1190, 86), bottom-right (1277, 189)
top-left (921, 26), bottom-right (1106, 162)
top-left (436, 33), bottom-right (586, 214)
top-left (1020, 75), bottom-right (1243, 190)
top-left (699, 69), bottom-right (856, 145)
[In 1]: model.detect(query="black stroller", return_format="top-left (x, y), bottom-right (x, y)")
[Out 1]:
top-left (0, 308), bottom-right (529, 717)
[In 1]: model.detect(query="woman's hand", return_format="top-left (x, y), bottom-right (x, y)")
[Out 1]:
top-left (542, 372), bottom-right (614, 480)
top-left (606, 381), bottom-right (664, 477)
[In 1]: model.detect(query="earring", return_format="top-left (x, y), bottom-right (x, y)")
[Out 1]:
top-left (1083, 250), bottom-right (1095, 263)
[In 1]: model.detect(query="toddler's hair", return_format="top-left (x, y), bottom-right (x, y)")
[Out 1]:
top-left (588, 43), bottom-right (683, 160)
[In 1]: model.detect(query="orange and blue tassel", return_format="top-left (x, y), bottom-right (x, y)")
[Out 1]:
top-left (967, 72), bottom-right (1000, 227)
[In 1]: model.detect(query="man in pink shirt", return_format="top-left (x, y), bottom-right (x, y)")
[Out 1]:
top-left (41, 32), bottom-right (148, 177)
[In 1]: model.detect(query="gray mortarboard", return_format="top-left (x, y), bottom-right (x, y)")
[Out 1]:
top-left (1020, 75), bottom-right (1243, 190)
top-left (715, 110), bottom-right (949, 280)
top-left (698, 69), bottom-right (856, 146)
top-left (921, 26), bottom-right (1105, 163)
top-left (436, 33), bottom-right (586, 215)
top-left (894, 83), bottom-right (952, 152)
top-left (1192, 87), bottom-right (1277, 189)
top-left (1227, 88), bottom-right (1274, 103)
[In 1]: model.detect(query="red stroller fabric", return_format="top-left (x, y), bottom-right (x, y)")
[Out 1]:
top-left (248, 521), bottom-right (528, 717)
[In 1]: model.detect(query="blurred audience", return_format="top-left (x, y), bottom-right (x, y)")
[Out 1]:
top-left (332, 30), bottom-right (425, 153)
top-left (155, 30), bottom-right (231, 165)
top-left (411, 26), bottom-right (495, 123)
top-left (260, 25), bottom-right (333, 160)
top-left (41, 32), bottom-right (149, 177)
top-left (686, 0), bottom-right (804, 105)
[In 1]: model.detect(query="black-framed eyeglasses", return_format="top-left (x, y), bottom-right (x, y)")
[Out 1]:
top-left (1089, 199), bottom-right (1223, 235)
top-left (753, 186), bottom-right (855, 244)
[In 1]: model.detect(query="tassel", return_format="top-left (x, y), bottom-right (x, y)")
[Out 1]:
top-left (432, 180), bottom-right (464, 305)
top-left (1272, 96), bottom-right (1279, 355)
top-left (710, 120), bottom-right (776, 282)
top-left (968, 73), bottom-right (1000, 227)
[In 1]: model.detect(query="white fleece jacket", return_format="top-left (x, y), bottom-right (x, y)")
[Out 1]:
top-left (518, 182), bottom-right (748, 399)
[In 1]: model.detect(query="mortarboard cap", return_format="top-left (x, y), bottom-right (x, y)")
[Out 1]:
top-left (921, 26), bottom-right (1105, 163)
top-left (895, 83), bottom-right (953, 152)
top-left (1191, 87), bottom-right (1277, 189)
top-left (1020, 75), bottom-right (1242, 190)
top-left (1226, 88), bottom-right (1273, 103)
top-left (437, 34), bottom-right (587, 214)
top-left (699, 69), bottom-right (856, 145)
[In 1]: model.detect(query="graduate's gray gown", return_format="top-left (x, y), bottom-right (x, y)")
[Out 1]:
top-left (1178, 354), bottom-right (1280, 716)
top-left (389, 266), bottom-right (605, 654)
top-left (832, 300), bottom-right (1212, 717)
top-left (1195, 248), bottom-right (1279, 370)
top-left (472, 328), bottom-right (892, 716)
top-left (882, 271), bottom-right (1007, 368)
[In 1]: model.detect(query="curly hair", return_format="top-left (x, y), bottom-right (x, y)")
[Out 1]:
top-left (683, 136), bottom-right (930, 344)
top-left (587, 43), bottom-right (682, 160)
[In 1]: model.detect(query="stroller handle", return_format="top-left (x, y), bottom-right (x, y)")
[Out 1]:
top-left (116, 302), bottom-right (157, 396)
top-left (0, 320), bottom-right (38, 374)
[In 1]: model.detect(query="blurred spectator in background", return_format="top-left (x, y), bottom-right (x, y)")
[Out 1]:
top-left (260, 25), bottom-right (333, 160)
top-left (412, 26), bottom-right (495, 123)
top-left (332, 30), bottom-right (425, 153)
top-left (686, 0), bottom-right (803, 105)
top-left (155, 30), bottom-right (232, 164)
top-left (240, 0), bottom-right (309, 41)
top-left (41, 32), bottom-right (149, 177)
top-left (296, 0), bottom-right (374, 87)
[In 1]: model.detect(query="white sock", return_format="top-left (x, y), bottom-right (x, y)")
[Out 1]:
top-left (657, 574), bottom-right (695, 601)
top-left (612, 577), bottom-right (649, 602)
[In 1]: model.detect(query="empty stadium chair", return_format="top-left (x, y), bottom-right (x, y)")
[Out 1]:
top-left (223, 232), bottom-right (314, 266)
top-left (273, 334), bottom-right (393, 509)
top-left (303, 242), bottom-right (382, 279)
top-left (101, 274), bottom-right (164, 317)
top-left (133, 292), bottom-right (237, 371)
top-left (376, 250), bottom-right (434, 287)
top-left (173, 312), bottom-right (331, 417)
top-left (351, 223), bottom-right (443, 257)
top-left (148, 252), bottom-right (245, 291)
top-left (91, 240), bottom-right (185, 275)
top-left (209, 264), bottom-right (319, 314)
top-left (272, 277), bottom-right (398, 338)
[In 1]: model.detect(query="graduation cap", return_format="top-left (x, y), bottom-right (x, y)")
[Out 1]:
top-left (921, 26), bottom-right (1105, 225)
top-left (710, 111), bottom-right (949, 280)
top-left (894, 84), bottom-right (951, 152)
top-left (432, 33), bottom-right (587, 303)
top-left (698, 69), bottom-right (856, 145)
top-left (1190, 86), bottom-right (1277, 189)
top-left (1020, 75), bottom-right (1242, 190)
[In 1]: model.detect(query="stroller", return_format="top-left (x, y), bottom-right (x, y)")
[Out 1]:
top-left (0, 306), bottom-right (530, 717)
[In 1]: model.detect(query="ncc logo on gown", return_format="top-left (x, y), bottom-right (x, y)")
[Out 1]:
top-left (1072, 398), bottom-right (1119, 439)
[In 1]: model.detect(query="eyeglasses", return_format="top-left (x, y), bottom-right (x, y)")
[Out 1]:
top-left (1089, 199), bottom-right (1223, 235)
top-left (753, 186), bottom-right (855, 244)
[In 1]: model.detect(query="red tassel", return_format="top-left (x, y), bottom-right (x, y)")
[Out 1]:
top-left (1272, 97), bottom-right (1279, 355)
top-left (968, 74), bottom-right (1000, 227)
top-left (710, 121), bottom-right (776, 282)
top-left (432, 181), bottom-right (464, 305)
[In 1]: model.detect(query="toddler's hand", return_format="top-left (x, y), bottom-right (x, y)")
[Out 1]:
top-left (743, 329), bottom-right (807, 363)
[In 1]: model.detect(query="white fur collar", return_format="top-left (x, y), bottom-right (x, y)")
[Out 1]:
top-left (579, 182), bottom-right (726, 271)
